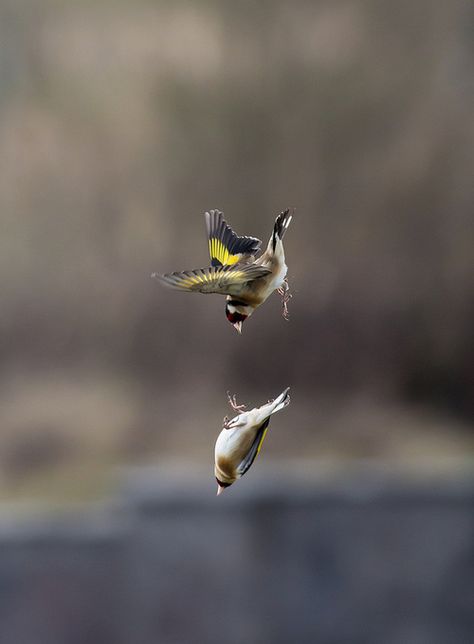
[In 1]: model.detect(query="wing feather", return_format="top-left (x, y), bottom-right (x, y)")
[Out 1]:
top-left (205, 210), bottom-right (261, 267)
top-left (236, 418), bottom-right (271, 477)
top-left (153, 264), bottom-right (270, 295)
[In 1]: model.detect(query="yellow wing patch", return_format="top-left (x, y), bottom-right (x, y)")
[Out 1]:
top-left (255, 426), bottom-right (269, 456)
top-left (205, 210), bottom-right (261, 266)
top-left (209, 238), bottom-right (240, 266)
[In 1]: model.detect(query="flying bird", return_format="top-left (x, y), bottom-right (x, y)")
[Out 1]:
top-left (153, 209), bottom-right (293, 332)
top-left (214, 387), bottom-right (291, 495)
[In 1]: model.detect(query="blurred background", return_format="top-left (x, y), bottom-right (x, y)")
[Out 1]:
top-left (0, 0), bottom-right (473, 642)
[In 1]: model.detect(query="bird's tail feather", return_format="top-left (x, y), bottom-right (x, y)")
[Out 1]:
top-left (272, 209), bottom-right (293, 251)
top-left (270, 387), bottom-right (291, 414)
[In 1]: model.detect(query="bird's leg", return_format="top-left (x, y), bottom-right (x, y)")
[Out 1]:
top-left (226, 391), bottom-right (247, 413)
top-left (277, 277), bottom-right (292, 320)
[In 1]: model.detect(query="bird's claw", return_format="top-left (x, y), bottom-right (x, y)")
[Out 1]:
top-left (226, 391), bottom-right (247, 413)
top-left (278, 277), bottom-right (292, 320)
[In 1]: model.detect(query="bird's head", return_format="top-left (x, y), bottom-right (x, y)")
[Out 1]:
top-left (216, 477), bottom-right (232, 496)
top-left (225, 300), bottom-right (251, 334)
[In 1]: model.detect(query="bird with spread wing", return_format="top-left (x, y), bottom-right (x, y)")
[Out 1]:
top-left (152, 208), bottom-right (293, 333)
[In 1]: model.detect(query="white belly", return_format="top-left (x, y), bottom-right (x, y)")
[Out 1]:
top-left (267, 261), bottom-right (287, 293)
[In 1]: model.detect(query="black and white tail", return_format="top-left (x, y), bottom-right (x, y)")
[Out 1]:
top-left (272, 209), bottom-right (293, 251)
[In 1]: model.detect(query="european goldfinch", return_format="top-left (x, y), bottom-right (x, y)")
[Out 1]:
top-left (214, 387), bottom-right (291, 495)
top-left (153, 209), bottom-right (293, 333)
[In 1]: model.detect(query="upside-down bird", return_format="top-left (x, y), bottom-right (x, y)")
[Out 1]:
top-left (214, 387), bottom-right (291, 495)
top-left (153, 209), bottom-right (293, 333)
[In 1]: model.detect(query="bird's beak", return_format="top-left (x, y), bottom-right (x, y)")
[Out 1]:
top-left (233, 321), bottom-right (242, 334)
top-left (217, 484), bottom-right (225, 496)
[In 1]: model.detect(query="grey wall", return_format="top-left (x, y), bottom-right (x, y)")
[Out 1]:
top-left (0, 469), bottom-right (472, 644)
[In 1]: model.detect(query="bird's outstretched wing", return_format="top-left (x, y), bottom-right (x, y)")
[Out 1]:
top-left (153, 264), bottom-right (270, 295)
top-left (205, 210), bottom-right (261, 267)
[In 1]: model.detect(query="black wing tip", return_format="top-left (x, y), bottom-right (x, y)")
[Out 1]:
top-left (234, 235), bottom-right (262, 254)
top-left (205, 208), bottom-right (224, 232)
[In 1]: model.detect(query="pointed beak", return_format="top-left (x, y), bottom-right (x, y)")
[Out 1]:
top-left (217, 484), bottom-right (225, 496)
top-left (233, 321), bottom-right (242, 334)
